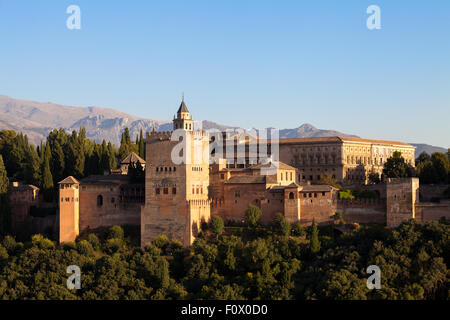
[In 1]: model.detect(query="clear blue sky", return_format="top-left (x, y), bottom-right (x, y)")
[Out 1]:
top-left (0, 0), bottom-right (449, 147)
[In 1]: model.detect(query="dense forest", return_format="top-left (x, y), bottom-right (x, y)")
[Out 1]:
top-left (0, 213), bottom-right (448, 300)
top-left (0, 127), bottom-right (145, 194)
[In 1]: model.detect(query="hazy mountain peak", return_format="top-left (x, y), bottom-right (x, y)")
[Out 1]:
top-left (1, 94), bottom-right (446, 158)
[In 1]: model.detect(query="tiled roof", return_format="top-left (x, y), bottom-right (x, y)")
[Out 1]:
top-left (250, 161), bottom-right (296, 171)
top-left (80, 181), bottom-right (120, 186)
top-left (225, 175), bottom-right (266, 184)
top-left (11, 184), bottom-right (39, 191)
top-left (121, 152), bottom-right (146, 165)
top-left (177, 100), bottom-right (189, 113)
top-left (300, 184), bottom-right (337, 192)
top-left (79, 174), bottom-right (130, 186)
top-left (58, 176), bottom-right (80, 184)
top-left (277, 136), bottom-right (414, 147)
top-left (339, 136), bottom-right (414, 147)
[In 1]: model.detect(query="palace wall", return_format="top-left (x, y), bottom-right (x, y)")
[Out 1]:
top-left (299, 190), bottom-right (337, 225)
top-left (337, 199), bottom-right (386, 224)
top-left (415, 201), bottom-right (450, 222)
top-left (78, 184), bottom-right (141, 232)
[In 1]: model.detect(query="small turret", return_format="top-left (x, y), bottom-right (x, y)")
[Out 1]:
top-left (173, 98), bottom-right (194, 131)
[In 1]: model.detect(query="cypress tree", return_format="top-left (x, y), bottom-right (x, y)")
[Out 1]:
top-left (139, 128), bottom-right (145, 159)
top-left (41, 143), bottom-right (54, 202)
top-left (309, 219), bottom-right (321, 254)
top-left (107, 142), bottom-right (117, 170)
top-left (119, 128), bottom-right (132, 161)
top-left (0, 155), bottom-right (11, 235)
top-left (100, 140), bottom-right (109, 173)
top-left (24, 145), bottom-right (41, 186)
top-left (51, 140), bottom-right (65, 184)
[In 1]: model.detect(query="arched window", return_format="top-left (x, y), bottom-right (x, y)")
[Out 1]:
top-left (289, 192), bottom-right (294, 199)
top-left (97, 195), bottom-right (103, 207)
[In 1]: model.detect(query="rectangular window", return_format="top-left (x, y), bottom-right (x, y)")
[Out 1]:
top-left (163, 188), bottom-right (168, 194)
top-left (156, 188), bottom-right (160, 195)
top-left (172, 187), bottom-right (176, 195)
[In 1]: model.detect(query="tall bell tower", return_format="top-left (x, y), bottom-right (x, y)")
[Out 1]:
top-left (173, 98), bottom-right (194, 131)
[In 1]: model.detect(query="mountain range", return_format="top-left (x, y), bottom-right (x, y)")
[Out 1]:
top-left (0, 94), bottom-right (446, 158)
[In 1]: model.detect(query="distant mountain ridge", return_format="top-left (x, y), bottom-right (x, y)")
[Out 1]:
top-left (279, 123), bottom-right (359, 139)
top-left (0, 94), bottom-right (446, 158)
top-left (411, 144), bottom-right (448, 157)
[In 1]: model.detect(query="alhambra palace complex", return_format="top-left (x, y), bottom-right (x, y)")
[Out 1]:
top-left (10, 101), bottom-right (450, 246)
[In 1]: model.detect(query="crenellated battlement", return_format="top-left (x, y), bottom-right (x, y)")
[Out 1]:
top-left (146, 129), bottom-right (209, 143)
top-left (146, 131), bottom-right (173, 142)
top-left (337, 198), bottom-right (384, 207)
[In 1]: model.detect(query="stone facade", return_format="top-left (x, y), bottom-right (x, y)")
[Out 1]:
top-left (58, 177), bottom-right (80, 243)
top-left (57, 174), bottom-right (143, 243)
top-left (278, 137), bottom-right (416, 186)
top-left (9, 181), bottom-right (40, 230)
top-left (140, 101), bottom-right (211, 247)
top-left (386, 178), bottom-right (419, 228)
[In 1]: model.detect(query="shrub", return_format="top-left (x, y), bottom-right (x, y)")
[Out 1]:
top-left (107, 225), bottom-right (124, 240)
top-left (152, 235), bottom-right (170, 250)
top-left (144, 243), bottom-right (162, 256)
top-left (77, 240), bottom-right (94, 256)
top-left (0, 245), bottom-right (8, 262)
top-left (87, 233), bottom-right (100, 250)
top-left (105, 238), bottom-right (123, 254)
top-left (245, 205), bottom-right (262, 227)
top-left (210, 216), bottom-right (224, 236)
top-left (273, 213), bottom-right (290, 237)
top-left (31, 234), bottom-right (55, 249)
top-left (2, 235), bottom-right (17, 253)
top-left (292, 223), bottom-right (305, 237)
